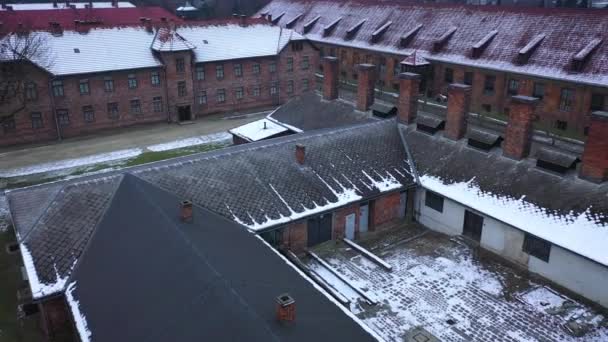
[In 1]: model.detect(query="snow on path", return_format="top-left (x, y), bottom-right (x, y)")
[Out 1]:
top-left (0, 194), bottom-right (9, 232)
top-left (146, 132), bottom-right (231, 152)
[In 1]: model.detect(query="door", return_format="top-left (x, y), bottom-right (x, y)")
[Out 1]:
top-left (178, 105), bottom-right (191, 121)
top-left (463, 210), bottom-right (483, 242)
top-left (399, 191), bottom-right (407, 219)
top-left (307, 214), bottom-right (333, 247)
top-left (345, 213), bottom-right (356, 240)
top-left (359, 204), bottom-right (369, 233)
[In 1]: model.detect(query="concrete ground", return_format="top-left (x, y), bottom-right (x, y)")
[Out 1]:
top-left (0, 109), bottom-right (271, 176)
top-left (307, 223), bottom-right (608, 342)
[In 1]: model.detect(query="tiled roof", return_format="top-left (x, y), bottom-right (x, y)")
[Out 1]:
top-left (259, 0), bottom-right (608, 87)
top-left (151, 27), bottom-right (195, 52)
top-left (1, 2), bottom-right (135, 10)
top-left (7, 119), bottom-right (414, 299)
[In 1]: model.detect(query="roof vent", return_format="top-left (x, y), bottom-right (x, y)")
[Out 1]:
top-left (303, 15), bottom-right (320, 33)
top-left (466, 128), bottom-right (501, 151)
top-left (371, 21), bottom-right (392, 43)
top-left (180, 200), bottom-right (193, 222)
top-left (271, 12), bottom-right (285, 25)
top-left (517, 34), bottom-right (545, 64)
top-left (432, 26), bottom-right (457, 52)
top-left (295, 144), bottom-right (305, 165)
top-left (572, 38), bottom-right (602, 72)
top-left (285, 13), bottom-right (302, 28)
top-left (400, 24), bottom-right (422, 48)
top-left (73, 48), bottom-right (80, 53)
top-left (472, 30), bottom-right (498, 59)
top-left (323, 17), bottom-right (341, 37)
top-left (536, 147), bottom-right (579, 175)
top-left (276, 293), bottom-right (296, 322)
top-left (416, 114), bottom-right (445, 135)
top-left (346, 19), bottom-right (366, 40)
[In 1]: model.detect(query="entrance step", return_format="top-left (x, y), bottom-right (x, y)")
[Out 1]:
top-left (178, 120), bottom-right (195, 125)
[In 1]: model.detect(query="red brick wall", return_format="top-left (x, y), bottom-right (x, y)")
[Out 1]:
top-left (282, 220), bottom-right (308, 254)
top-left (161, 51), bottom-right (195, 122)
top-left (581, 113), bottom-right (608, 183)
top-left (332, 204), bottom-right (359, 240)
top-left (371, 192), bottom-right (402, 229)
top-left (40, 295), bottom-right (74, 341)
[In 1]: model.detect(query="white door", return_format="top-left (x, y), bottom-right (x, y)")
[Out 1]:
top-left (359, 204), bottom-right (369, 233)
top-left (345, 213), bottom-right (356, 240)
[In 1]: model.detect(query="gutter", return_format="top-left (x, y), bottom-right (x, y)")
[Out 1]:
top-left (48, 76), bottom-right (62, 141)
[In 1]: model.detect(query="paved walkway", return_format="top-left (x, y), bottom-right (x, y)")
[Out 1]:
top-left (0, 109), bottom-right (271, 174)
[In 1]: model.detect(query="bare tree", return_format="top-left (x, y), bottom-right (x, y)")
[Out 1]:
top-left (0, 31), bottom-right (53, 123)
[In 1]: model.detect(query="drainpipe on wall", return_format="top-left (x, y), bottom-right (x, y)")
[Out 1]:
top-left (48, 77), bottom-right (62, 141)
top-left (162, 65), bottom-right (171, 123)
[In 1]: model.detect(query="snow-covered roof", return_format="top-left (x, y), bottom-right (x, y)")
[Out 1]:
top-left (178, 23), bottom-right (304, 63)
top-left (401, 124), bottom-right (608, 267)
top-left (151, 27), bottom-right (195, 52)
top-left (0, 2), bottom-right (134, 10)
top-left (260, 0), bottom-right (608, 88)
top-left (228, 118), bottom-right (289, 142)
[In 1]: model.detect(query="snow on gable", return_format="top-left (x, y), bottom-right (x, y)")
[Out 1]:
top-left (419, 174), bottom-right (608, 266)
top-left (21, 242), bottom-right (74, 299)
top-left (179, 24), bottom-right (301, 63)
top-left (228, 119), bottom-right (289, 142)
top-left (66, 282), bottom-right (92, 342)
top-left (151, 27), bottom-right (196, 52)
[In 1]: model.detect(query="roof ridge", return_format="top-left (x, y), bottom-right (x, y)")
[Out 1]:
top-left (19, 183), bottom-right (66, 242)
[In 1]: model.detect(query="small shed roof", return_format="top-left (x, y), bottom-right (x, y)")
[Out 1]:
top-left (228, 118), bottom-right (289, 142)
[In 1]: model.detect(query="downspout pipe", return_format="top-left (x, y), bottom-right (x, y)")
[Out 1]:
top-left (48, 76), bottom-right (62, 141)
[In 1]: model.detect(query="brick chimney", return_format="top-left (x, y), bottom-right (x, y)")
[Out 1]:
top-left (444, 83), bottom-right (472, 141)
top-left (295, 144), bottom-right (305, 165)
top-left (322, 56), bottom-right (339, 101)
top-left (397, 72), bottom-right (420, 124)
top-left (356, 64), bottom-right (376, 112)
top-left (276, 293), bottom-right (296, 322)
top-left (180, 200), bottom-right (193, 222)
top-left (580, 111), bottom-right (608, 183)
top-left (503, 95), bottom-right (539, 160)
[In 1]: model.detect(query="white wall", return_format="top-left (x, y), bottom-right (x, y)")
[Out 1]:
top-left (415, 188), bottom-right (608, 307)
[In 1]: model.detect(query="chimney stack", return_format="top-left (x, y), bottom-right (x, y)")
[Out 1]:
top-left (322, 56), bottom-right (339, 101)
top-left (276, 293), bottom-right (296, 322)
top-left (356, 64), bottom-right (376, 112)
top-left (239, 14), bottom-right (247, 27)
top-left (580, 111), bottom-right (608, 183)
top-left (503, 95), bottom-right (539, 160)
top-left (397, 72), bottom-right (420, 124)
top-left (180, 200), bottom-right (193, 222)
top-left (52, 0), bottom-right (57, 7)
top-left (444, 83), bottom-right (472, 140)
top-left (295, 144), bottom-right (305, 165)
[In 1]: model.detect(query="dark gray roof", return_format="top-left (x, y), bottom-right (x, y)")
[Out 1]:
top-left (536, 147), bottom-right (579, 168)
top-left (69, 174), bottom-right (375, 342)
top-left (8, 119), bottom-right (414, 298)
top-left (400, 125), bottom-right (608, 227)
top-left (269, 91), bottom-right (374, 131)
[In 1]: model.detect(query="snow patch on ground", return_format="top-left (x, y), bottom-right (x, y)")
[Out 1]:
top-left (519, 287), bottom-right (568, 312)
top-left (20, 243), bottom-right (73, 299)
top-left (308, 261), bottom-right (362, 310)
top-left (0, 148), bottom-right (143, 178)
top-left (66, 282), bottom-right (92, 342)
top-left (146, 132), bottom-right (230, 152)
top-left (0, 195), bottom-right (10, 233)
top-left (419, 174), bottom-right (608, 266)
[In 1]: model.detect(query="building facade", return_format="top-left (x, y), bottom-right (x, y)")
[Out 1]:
top-left (0, 19), bottom-right (317, 146)
top-left (259, 0), bottom-right (608, 139)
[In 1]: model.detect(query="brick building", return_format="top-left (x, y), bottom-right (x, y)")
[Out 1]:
top-left (0, 18), bottom-right (317, 146)
top-left (257, 0), bottom-right (608, 138)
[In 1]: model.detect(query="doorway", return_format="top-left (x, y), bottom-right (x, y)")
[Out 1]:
top-left (307, 214), bottom-right (332, 247)
top-left (463, 210), bottom-right (484, 242)
top-left (177, 105), bottom-right (192, 122)
top-left (345, 213), bottom-right (356, 240)
top-left (359, 203), bottom-right (369, 234)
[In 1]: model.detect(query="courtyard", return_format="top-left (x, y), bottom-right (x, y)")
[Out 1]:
top-left (305, 223), bottom-right (608, 342)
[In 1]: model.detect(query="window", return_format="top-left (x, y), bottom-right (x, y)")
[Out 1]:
top-left (341, 50), bottom-right (347, 62)
top-left (301, 56), bottom-right (309, 70)
top-left (291, 41), bottom-right (303, 51)
top-left (79, 79), bottom-right (90, 95)
top-left (82, 105), bottom-right (94, 123)
top-left (464, 72), bottom-right (473, 86)
top-left (153, 96), bottom-right (162, 112)
top-left (287, 57), bottom-right (293, 72)
top-left (533, 82), bottom-right (544, 99)
top-left (130, 99), bottom-right (141, 115)
top-left (269, 61), bottom-right (277, 73)
top-left (287, 80), bottom-right (294, 95)
top-left (195, 66), bottom-right (205, 80)
top-left (253, 85), bottom-right (260, 97)
top-left (177, 81), bottom-right (187, 97)
top-left (253, 63), bottom-right (261, 74)
top-left (590, 93), bottom-right (605, 111)
top-left (302, 78), bottom-right (310, 91)
top-left (555, 120), bottom-right (568, 131)
top-left (234, 63), bottom-right (243, 77)
top-left (128, 74), bottom-right (137, 89)
top-left (52, 80), bottom-right (64, 97)
top-left (57, 109), bottom-right (69, 126)
top-left (2, 115), bottom-right (16, 133)
top-left (559, 88), bottom-right (574, 111)
top-left (107, 102), bottom-right (119, 119)
top-left (217, 89), bottom-right (226, 103)
top-left (484, 75), bottom-right (495, 94)
top-left (353, 52), bottom-right (360, 65)
top-left (444, 68), bottom-right (453, 83)
top-left (507, 79), bottom-right (519, 96)
top-left (198, 91), bottom-right (207, 105)
top-left (104, 77), bottom-right (114, 92)
top-left (329, 48), bottom-right (336, 57)
top-left (393, 58), bottom-right (401, 76)
top-left (425, 191), bottom-right (444, 213)
top-left (523, 233), bottom-right (551, 262)
top-left (235, 87), bottom-right (244, 100)
top-left (320, 46), bottom-right (325, 57)
top-left (379, 57), bottom-right (387, 76)
top-left (216, 65), bottom-right (224, 80)
top-left (25, 82), bottom-right (37, 100)
top-left (176, 58), bottom-right (185, 72)
top-left (30, 112), bottom-right (43, 129)
top-left (151, 72), bottom-right (160, 86)
top-left (270, 82), bottom-right (279, 96)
